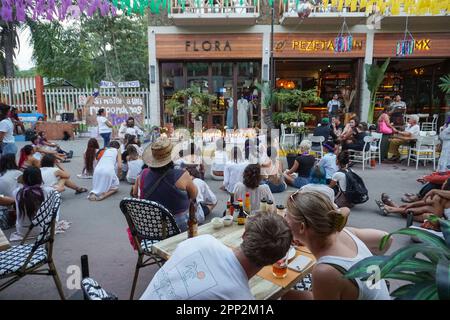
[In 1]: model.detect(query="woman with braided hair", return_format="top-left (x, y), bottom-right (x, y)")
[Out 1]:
top-left (282, 191), bottom-right (392, 300)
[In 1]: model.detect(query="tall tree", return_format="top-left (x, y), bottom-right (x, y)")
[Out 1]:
top-left (0, 21), bottom-right (20, 77)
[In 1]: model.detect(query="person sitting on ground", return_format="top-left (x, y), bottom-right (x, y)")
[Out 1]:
top-left (339, 116), bottom-right (359, 145)
top-left (386, 114), bottom-right (420, 162)
top-left (233, 164), bottom-right (274, 213)
top-left (210, 138), bottom-right (228, 179)
top-left (283, 140), bottom-right (316, 188)
top-left (37, 131), bottom-right (73, 158)
top-left (223, 146), bottom-right (249, 193)
top-left (300, 166), bottom-right (335, 204)
top-left (0, 153), bottom-right (23, 199)
top-left (140, 137), bottom-right (198, 231)
top-left (121, 134), bottom-right (143, 157)
top-left (40, 154), bottom-right (87, 195)
top-left (125, 145), bottom-right (144, 185)
top-left (0, 154), bottom-right (21, 230)
top-left (261, 146), bottom-right (287, 193)
top-left (342, 122), bottom-right (370, 152)
top-left (89, 140), bottom-right (122, 201)
top-left (8, 107), bottom-right (25, 135)
top-left (31, 135), bottom-right (67, 162)
top-left (18, 145), bottom-right (41, 170)
top-left (283, 191), bottom-right (392, 300)
top-left (186, 166), bottom-right (217, 219)
top-left (175, 142), bottom-right (206, 180)
top-left (313, 118), bottom-right (337, 147)
top-left (329, 151), bottom-right (353, 207)
top-left (118, 117), bottom-right (144, 141)
top-left (78, 138), bottom-right (100, 179)
top-left (318, 142), bottom-right (338, 184)
top-left (375, 178), bottom-right (450, 222)
top-left (140, 212), bottom-right (292, 300)
top-left (12, 167), bottom-right (58, 239)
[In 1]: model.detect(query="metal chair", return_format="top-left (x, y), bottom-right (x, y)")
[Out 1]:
top-left (421, 114), bottom-right (439, 132)
top-left (370, 132), bottom-right (383, 164)
top-left (408, 135), bottom-right (438, 170)
top-left (310, 135), bottom-right (325, 159)
top-left (0, 191), bottom-right (65, 299)
top-left (120, 198), bottom-right (181, 300)
top-left (347, 136), bottom-right (373, 170)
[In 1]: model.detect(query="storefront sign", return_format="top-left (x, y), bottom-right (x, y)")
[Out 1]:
top-left (374, 33), bottom-right (450, 57)
top-left (185, 40), bottom-right (231, 52)
top-left (83, 96), bottom-right (145, 128)
top-left (156, 34), bottom-right (262, 59)
top-left (273, 34), bottom-right (366, 58)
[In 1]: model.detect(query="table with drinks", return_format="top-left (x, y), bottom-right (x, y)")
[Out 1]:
top-left (0, 228), bottom-right (10, 252)
top-left (152, 199), bottom-right (316, 300)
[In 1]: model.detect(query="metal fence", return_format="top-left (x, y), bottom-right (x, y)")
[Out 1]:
top-left (44, 87), bottom-right (151, 128)
top-left (0, 77), bottom-right (37, 112)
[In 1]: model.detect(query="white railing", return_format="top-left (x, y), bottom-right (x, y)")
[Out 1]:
top-left (0, 77), bottom-right (37, 112)
top-left (44, 87), bottom-right (151, 127)
top-left (170, 0), bottom-right (260, 14)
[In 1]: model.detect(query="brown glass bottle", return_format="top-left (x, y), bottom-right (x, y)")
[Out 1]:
top-left (188, 200), bottom-right (198, 238)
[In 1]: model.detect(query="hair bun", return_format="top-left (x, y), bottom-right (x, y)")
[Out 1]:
top-left (332, 209), bottom-right (348, 232)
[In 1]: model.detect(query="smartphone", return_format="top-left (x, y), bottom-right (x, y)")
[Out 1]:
top-left (288, 255), bottom-right (312, 272)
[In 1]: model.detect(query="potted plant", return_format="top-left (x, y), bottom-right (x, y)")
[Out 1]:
top-left (366, 58), bottom-right (390, 124)
top-left (164, 86), bottom-right (216, 126)
top-left (345, 215), bottom-right (450, 300)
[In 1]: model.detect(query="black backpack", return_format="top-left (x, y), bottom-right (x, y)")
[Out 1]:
top-left (342, 169), bottom-right (369, 204)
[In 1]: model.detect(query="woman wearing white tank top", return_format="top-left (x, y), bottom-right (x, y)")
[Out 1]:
top-left (283, 190), bottom-right (392, 300)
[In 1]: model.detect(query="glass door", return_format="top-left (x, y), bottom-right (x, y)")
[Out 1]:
top-left (212, 62), bottom-right (233, 129)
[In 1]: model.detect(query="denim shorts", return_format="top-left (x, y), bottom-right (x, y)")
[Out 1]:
top-left (293, 176), bottom-right (310, 189)
top-left (263, 180), bottom-right (287, 193)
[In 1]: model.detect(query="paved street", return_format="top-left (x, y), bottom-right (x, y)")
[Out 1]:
top-left (0, 138), bottom-right (434, 300)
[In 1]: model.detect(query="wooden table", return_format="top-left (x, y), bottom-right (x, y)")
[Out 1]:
top-left (152, 222), bottom-right (315, 300)
top-left (0, 229), bottom-right (11, 252)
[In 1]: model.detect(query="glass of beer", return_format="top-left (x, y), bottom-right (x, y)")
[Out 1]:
top-left (272, 258), bottom-right (288, 279)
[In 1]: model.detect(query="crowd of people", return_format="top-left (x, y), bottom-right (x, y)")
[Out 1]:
top-left (0, 99), bottom-right (449, 301)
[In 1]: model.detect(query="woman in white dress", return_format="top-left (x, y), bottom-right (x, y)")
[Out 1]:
top-left (237, 97), bottom-right (249, 129)
top-left (89, 140), bottom-right (122, 201)
top-left (438, 117), bottom-right (450, 172)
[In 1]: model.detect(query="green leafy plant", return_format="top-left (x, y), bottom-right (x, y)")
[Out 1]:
top-left (345, 215), bottom-right (450, 300)
top-left (256, 82), bottom-right (276, 110)
top-left (274, 88), bottom-right (322, 113)
top-left (272, 111), bottom-right (314, 128)
top-left (164, 86), bottom-right (216, 123)
top-left (365, 58), bottom-right (390, 124)
top-left (438, 74), bottom-right (450, 95)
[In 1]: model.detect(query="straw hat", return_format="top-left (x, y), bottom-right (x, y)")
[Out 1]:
top-left (142, 137), bottom-right (174, 168)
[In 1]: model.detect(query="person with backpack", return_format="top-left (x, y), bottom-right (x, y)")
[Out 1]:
top-left (329, 151), bottom-right (369, 208)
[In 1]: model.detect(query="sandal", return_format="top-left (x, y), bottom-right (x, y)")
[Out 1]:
top-left (88, 193), bottom-right (99, 201)
top-left (75, 187), bottom-right (88, 195)
top-left (375, 200), bottom-right (389, 216)
top-left (381, 193), bottom-right (396, 207)
top-left (401, 195), bottom-right (418, 203)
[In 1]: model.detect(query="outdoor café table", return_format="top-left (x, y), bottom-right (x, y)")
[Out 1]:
top-left (0, 228), bottom-right (11, 252)
top-left (152, 221), bottom-right (316, 300)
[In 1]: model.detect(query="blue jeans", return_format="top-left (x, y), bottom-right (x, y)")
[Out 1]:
top-left (293, 176), bottom-right (310, 189)
top-left (100, 133), bottom-right (111, 149)
top-left (263, 180), bottom-right (287, 193)
top-left (1, 143), bottom-right (18, 156)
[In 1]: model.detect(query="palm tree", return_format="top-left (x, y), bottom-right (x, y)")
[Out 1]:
top-left (365, 58), bottom-right (390, 123)
top-left (0, 21), bottom-right (20, 77)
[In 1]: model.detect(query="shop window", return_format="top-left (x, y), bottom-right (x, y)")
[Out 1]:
top-left (237, 62), bottom-right (260, 127)
top-left (161, 62), bottom-right (184, 125)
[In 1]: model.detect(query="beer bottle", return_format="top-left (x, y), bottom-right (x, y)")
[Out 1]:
top-left (237, 203), bottom-right (247, 226)
top-left (188, 200), bottom-right (198, 238)
top-left (244, 192), bottom-right (251, 214)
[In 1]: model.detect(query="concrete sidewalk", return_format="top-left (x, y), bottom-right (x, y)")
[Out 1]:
top-left (0, 138), bottom-right (435, 300)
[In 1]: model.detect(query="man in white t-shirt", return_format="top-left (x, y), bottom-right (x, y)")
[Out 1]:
top-left (140, 213), bottom-right (292, 300)
top-left (387, 114), bottom-right (420, 161)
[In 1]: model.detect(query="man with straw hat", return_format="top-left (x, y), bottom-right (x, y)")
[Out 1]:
top-left (139, 137), bottom-right (199, 231)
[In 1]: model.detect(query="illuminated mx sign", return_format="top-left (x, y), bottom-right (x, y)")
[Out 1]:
top-left (414, 39), bottom-right (431, 50)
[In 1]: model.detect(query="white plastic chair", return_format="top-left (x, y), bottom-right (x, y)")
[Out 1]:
top-left (407, 135), bottom-right (438, 170)
top-left (370, 132), bottom-right (383, 164)
top-left (347, 136), bottom-right (373, 170)
top-left (310, 136), bottom-right (325, 159)
top-left (280, 123), bottom-right (297, 147)
top-left (421, 114), bottom-right (439, 132)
